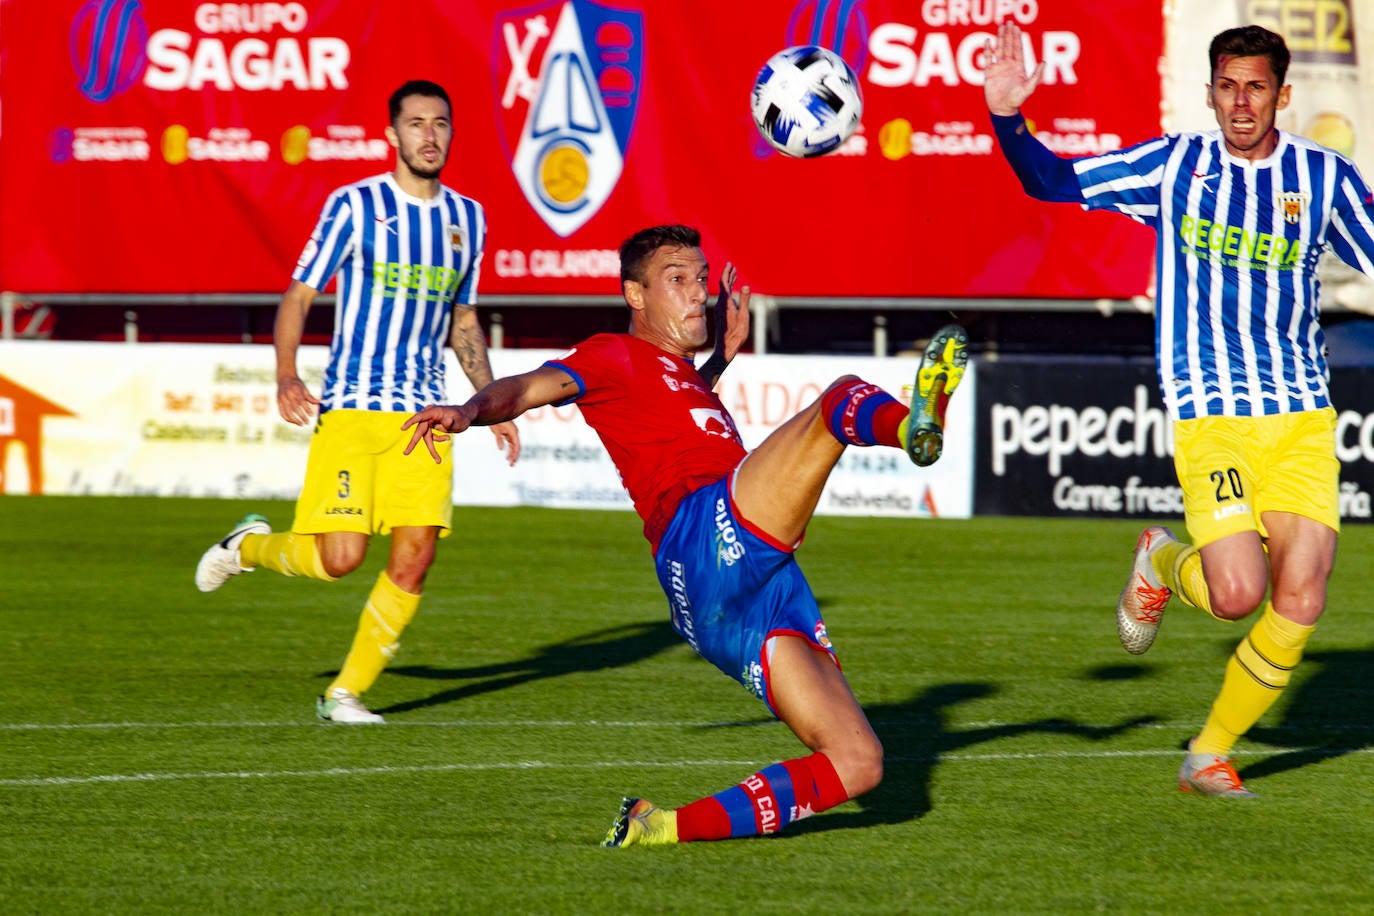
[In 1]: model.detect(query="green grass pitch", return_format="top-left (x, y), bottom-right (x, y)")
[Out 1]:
top-left (3, 496), bottom-right (1372, 913)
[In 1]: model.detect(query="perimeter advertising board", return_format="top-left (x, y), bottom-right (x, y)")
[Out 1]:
top-left (976, 361), bottom-right (1374, 522)
top-left (0, 0), bottom-right (1161, 300)
top-left (0, 342), bottom-right (975, 519)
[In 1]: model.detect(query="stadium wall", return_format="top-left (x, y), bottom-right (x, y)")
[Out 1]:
top-left (5, 341), bottom-right (1370, 524)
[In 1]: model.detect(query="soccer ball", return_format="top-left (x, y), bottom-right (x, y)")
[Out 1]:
top-left (750, 45), bottom-right (863, 158)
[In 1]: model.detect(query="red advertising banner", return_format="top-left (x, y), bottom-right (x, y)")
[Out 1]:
top-left (0, 0), bottom-right (1162, 299)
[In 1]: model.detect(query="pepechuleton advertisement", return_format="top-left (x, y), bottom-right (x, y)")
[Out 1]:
top-left (975, 360), bottom-right (1374, 523)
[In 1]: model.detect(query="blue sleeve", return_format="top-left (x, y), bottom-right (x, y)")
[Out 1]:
top-left (1328, 159), bottom-right (1374, 278)
top-left (991, 113), bottom-right (1084, 204)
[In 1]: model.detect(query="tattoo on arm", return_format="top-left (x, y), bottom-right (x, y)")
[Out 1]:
top-left (452, 309), bottom-right (495, 388)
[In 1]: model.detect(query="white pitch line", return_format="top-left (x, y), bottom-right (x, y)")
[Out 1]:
top-left (2, 719), bottom-right (1372, 732)
top-left (0, 719), bottom-right (734, 730)
top-left (5, 746), bottom-right (1373, 789)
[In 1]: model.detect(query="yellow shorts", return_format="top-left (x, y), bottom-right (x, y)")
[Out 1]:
top-left (1173, 408), bottom-right (1339, 547)
top-left (293, 409), bottom-right (453, 537)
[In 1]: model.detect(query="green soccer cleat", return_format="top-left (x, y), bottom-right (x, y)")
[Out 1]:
top-left (905, 323), bottom-right (969, 467)
top-left (601, 797), bottom-right (678, 848)
top-left (195, 513), bottom-right (271, 592)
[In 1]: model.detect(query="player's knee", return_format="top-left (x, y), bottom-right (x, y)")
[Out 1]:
top-left (389, 544), bottom-right (436, 588)
top-left (823, 375), bottom-right (863, 394)
top-left (851, 750), bottom-right (884, 798)
top-left (1270, 584), bottom-right (1327, 625)
top-left (835, 735), bottom-right (884, 798)
top-left (318, 543), bottom-right (367, 578)
top-left (320, 555), bottom-right (364, 579)
top-left (1209, 580), bottom-right (1267, 620)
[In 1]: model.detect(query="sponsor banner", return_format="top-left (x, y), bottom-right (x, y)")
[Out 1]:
top-left (975, 361), bottom-right (1374, 522)
top-left (0, 342), bottom-right (974, 519)
top-left (0, 0), bottom-right (1161, 299)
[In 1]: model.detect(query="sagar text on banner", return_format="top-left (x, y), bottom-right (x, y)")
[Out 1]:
top-left (0, 0), bottom-right (1162, 299)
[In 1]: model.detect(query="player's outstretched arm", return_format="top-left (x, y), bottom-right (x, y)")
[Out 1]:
top-left (697, 262), bottom-right (751, 390)
top-left (981, 22), bottom-right (1082, 204)
top-left (403, 366), bottom-right (575, 464)
top-left (983, 22), bottom-right (1044, 116)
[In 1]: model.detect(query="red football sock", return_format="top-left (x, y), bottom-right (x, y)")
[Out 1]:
top-left (675, 752), bottom-right (848, 841)
top-left (819, 380), bottom-right (905, 448)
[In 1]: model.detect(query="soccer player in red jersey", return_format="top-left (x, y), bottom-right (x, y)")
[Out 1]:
top-left (404, 225), bottom-right (967, 844)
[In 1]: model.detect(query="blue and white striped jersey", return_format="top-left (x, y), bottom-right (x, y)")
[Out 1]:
top-left (1073, 130), bottom-right (1374, 419)
top-left (293, 173), bottom-right (487, 413)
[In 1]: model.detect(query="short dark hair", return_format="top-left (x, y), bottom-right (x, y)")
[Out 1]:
top-left (1209, 25), bottom-right (1290, 86)
top-left (618, 225), bottom-right (702, 285)
top-left (388, 80), bottom-right (451, 124)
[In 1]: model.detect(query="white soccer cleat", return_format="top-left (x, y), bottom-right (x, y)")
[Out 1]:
top-left (194, 513), bottom-right (271, 593)
top-left (1178, 742), bottom-right (1257, 798)
top-left (1116, 526), bottom-right (1176, 655)
top-left (316, 688), bottom-right (385, 724)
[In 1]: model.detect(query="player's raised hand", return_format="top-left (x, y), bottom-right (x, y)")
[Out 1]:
top-left (402, 404), bottom-right (471, 463)
top-left (698, 262), bottom-right (751, 388)
top-left (719, 264), bottom-right (750, 364)
top-left (277, 376), bottom-right (321, 426)
top-left (983, 22), bottom-right (1044, 116)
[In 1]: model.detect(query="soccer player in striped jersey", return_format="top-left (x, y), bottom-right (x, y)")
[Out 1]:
top-left (984, 23), bottom-right (1374, 796)
top-left (403, 224), bottom-right (968, 844)
top-left (195, 80), bottom-right (520, 724)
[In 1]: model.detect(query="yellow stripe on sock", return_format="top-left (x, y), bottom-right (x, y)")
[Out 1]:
top-left (1193, 604), bottom-right (1313, 756)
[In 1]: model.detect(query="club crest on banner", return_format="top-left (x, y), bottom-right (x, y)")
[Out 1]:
top-left (494, 0), bottom-right (643, 238)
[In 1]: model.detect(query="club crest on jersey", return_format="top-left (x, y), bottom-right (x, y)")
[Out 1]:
top-left (1277, 191), bottom-right (1309, 224)
top-left (690, 407), bottom-right (739, 441)
top-left (494, 0), bottom-right (644, 237)
top-left (449, 225), bottom-right (466, 252)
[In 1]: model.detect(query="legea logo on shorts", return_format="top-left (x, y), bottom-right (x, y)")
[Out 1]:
top-left (71, 0), bottom-right (149, 103)
top-left (494, 0), bottom-right (643, 237)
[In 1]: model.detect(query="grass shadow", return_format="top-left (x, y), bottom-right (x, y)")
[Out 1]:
top-left (792, 682), bottom-right (1156, 835)
top-left (1238, 647), bottom-right (1374, 781)
top-left (358, 620), bottom-right (681, 715)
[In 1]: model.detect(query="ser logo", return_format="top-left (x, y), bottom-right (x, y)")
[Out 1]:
top-left (493, 0), bottom-right (644, 237)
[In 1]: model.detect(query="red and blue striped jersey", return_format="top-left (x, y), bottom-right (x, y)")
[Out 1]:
top-left (293, 173), bottom-right (486, 413)
top-left (546, 334), bottom-right (746, 551)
